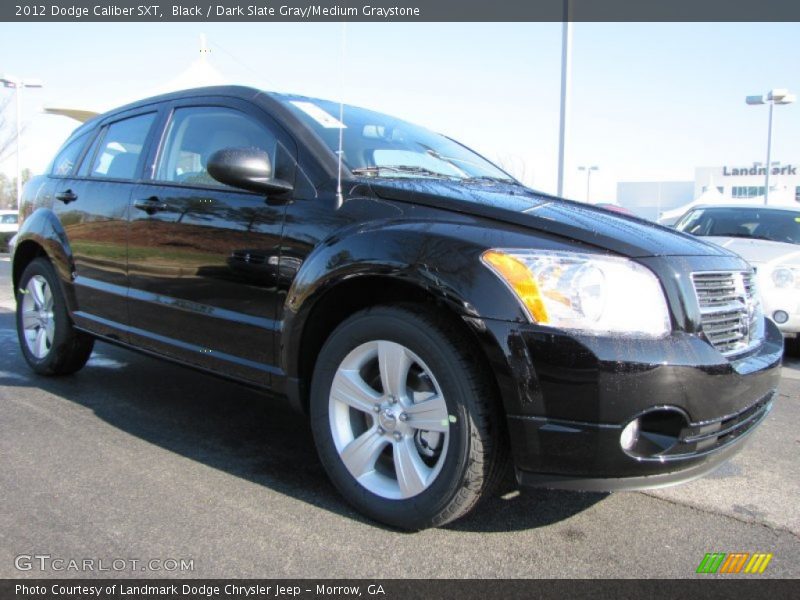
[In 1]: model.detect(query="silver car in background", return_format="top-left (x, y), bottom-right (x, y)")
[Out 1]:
top-left (0, 209), bottom-right (19, 251)
top-left (675, 204), bottom-right (800, 353)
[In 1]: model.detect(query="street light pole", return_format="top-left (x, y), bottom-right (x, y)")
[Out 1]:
top-left (557, 1), bottom-right (572, 198)
top-left (764, 102), bottom-right (773, 205)
top-left (578, 165), bottom-right (598, 202)
top-left (746, 88), bottom-right (795, 206)
top-left (15, 85), bottom-right (22, 206)
top-left (1, 74), bottom-right (43, 209)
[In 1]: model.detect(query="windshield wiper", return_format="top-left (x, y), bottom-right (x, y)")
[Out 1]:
top-left (713, 233), bottom-right (776, 241)
top-left (462, 175), bottom-right (521, 186)
top-left (351, 165), bottom-right (460, 179)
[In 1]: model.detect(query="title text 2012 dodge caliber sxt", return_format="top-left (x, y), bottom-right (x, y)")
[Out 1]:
top-left (11, 87), bottom-right (782, 529)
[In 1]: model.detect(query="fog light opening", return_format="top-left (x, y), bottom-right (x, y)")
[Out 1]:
top-left (620, 407), bottom-right (689, 458)
top-left (620, 418), bottom-right (640, 451)
top-left (773, 310), bottom-right (789, 325)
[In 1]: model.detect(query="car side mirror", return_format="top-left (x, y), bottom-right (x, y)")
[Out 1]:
top-left (207, 147), bottom-right (293, 197)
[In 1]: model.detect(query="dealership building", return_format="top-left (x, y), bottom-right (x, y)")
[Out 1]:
top-left (617, 162), bottom-right (800, 220)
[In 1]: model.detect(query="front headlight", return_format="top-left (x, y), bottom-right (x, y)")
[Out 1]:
top-left (771, 266), bottom-right (799, 289)
top-left (481, 249), bottom-right (671, 337)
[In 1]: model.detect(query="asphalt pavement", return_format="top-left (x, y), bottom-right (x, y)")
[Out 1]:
top-left (0, 255), bottom-right (798, 578)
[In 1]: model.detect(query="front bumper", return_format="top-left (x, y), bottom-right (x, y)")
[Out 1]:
top-left (477, 316), bottom-right (783, 491)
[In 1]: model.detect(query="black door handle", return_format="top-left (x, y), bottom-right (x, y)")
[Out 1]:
top-left (133, 196), bottom-right (169, 215)
top-left (55, 190), bottom-right (78, 204)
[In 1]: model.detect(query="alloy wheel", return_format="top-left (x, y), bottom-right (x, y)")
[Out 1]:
top-left (21, 274), bottom-right (55, 359)
top-left (328, 340), bottom-right (451, 500)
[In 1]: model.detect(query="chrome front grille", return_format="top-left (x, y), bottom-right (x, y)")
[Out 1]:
top-left (691, 271), bottom-right (763, 357)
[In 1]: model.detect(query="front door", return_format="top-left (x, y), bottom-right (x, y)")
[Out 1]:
top-left (126, 102), bottom-right (292, 384)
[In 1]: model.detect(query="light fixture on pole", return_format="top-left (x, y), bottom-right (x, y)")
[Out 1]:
top-left (578, 165), bottom-right (599, 202)
top-left (1, 74), bottom-right (43, 209)
top-left (746, 88), bottom-right (795, 205)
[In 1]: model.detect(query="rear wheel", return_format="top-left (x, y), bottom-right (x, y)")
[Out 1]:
top-left (310, 305), bottom-right (507, 529)
top-left (16, 258), bottom-right (94, 375)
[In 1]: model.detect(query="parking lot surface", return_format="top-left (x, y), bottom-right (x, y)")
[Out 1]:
top-left (0, 255), bottom-right (798, 578)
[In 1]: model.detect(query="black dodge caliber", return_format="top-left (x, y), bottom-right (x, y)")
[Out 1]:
top-left (12, 86), bottom-right (782, 529)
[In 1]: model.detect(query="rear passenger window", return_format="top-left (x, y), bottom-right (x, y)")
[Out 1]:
top-left (156, 107), bottom-right (280, 188)
top-left (49, 132), bottom-right (89, 176)
top-left (89, 113), bottom-right (156, 180)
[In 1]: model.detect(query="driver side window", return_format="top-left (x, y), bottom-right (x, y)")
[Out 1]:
top-left (156, 106), bottom-right (279, 189)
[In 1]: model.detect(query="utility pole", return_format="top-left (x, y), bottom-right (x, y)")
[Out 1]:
top-left (557, 1), bottom-right (572, 198)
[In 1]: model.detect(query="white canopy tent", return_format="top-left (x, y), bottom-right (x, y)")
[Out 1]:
top-left (41, 107), bottom-right (101, 123)
top-left (145, 35), bottom-right (226, 97)
top-left (43, 34), bottom-right (227, 124)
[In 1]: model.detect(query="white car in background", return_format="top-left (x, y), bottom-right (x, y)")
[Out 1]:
top-left (0, 209), bottom-right (19, 251)
top-left (675, 204), bottom-right (800, 353)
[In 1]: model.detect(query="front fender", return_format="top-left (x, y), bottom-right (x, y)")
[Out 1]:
top-left (279, 221), bottom-right (530, 379)
top-left (288, 221), bottom-right (532, 314)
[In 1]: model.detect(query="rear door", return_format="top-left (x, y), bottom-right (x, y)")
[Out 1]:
top-left (53, 110), bottom-right (160, 341)
top-left (126, 98), bottom-right (294, 384)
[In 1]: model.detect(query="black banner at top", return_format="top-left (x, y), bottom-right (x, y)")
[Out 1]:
top-left (3, 0), bottom-right (800, 22)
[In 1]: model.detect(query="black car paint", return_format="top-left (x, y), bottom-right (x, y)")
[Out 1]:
top-left (13, 86), bottom-right (782, 488)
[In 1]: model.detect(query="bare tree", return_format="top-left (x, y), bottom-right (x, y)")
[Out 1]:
top-left (0, 95), bottom-right (22, 164)
top-left (0, 169), bottom-right (31, 209)
top-left (495, 153), bottom-right (531, 186)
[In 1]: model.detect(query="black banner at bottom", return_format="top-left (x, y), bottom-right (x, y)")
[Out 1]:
top-left (1, 579), bottom-right (797, 600)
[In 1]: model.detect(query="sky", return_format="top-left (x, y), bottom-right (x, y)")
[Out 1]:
top-left (0, 21), bottom-right (799, 201)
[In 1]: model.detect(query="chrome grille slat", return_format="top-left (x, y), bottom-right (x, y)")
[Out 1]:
top-left (703, 322), bottom-right (742, 332)
top-left (691, 270), bottom-right (762, 357)
top-left (704, 327), bottom-right (745, 338)
top-left (700, 302), bottom-right (750, 314)
top-left (706, 332), bottom-right (744, 344)
top-left (695, 282), bottom-right (735, 289)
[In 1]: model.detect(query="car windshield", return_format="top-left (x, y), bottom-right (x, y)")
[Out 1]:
top-left (676, 207), bottom-right (800, 245)
top-left (278, 95), bottom-right (515, 182)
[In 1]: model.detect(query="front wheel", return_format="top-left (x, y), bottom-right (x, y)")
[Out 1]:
top-left (310, 305), bottom-right (507, 529)
top-left (16, 258), bottom-right (94, 375)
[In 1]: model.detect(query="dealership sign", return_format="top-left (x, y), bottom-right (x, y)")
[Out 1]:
top-left (723, 165), bottom-right (798, 176)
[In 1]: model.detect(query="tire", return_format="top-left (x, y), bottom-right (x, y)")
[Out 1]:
top-left (310, 304), bottom-right (508, 530)
top-left (786, 336), bottom-right (800, 358)
top-left (16, 257), bottom-right (94, 375)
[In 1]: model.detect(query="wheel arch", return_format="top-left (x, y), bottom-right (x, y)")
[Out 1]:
top-left (12, 239), bottom-right (48, 291)
top-left (12, 208), bottom-right (77, 312)
top-left (284, 271), bottom-right (513, 421)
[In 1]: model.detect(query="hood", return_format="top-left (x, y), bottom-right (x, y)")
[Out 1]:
top-left (703, 236), bottom-right (800, 266)
top-left (366, 179), bottom-right (733, 259)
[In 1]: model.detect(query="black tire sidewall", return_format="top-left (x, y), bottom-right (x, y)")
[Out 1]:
top-left (16, 258), bottom-right (73, 374)
top-left (310, 307), bottom-right (479, 529)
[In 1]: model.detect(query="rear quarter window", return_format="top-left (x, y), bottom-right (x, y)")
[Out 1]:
top-left (49, 131), bottom-right (90, 177)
